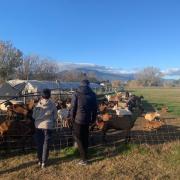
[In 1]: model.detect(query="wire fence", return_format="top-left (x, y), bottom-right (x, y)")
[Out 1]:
top-left (0, 92), bottom-right (179, 154)
top-left (0, 117), bottom-right (179, 154)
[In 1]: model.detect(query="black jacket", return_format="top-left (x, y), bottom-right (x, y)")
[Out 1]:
top-left (71, 85), bottom-right (97, 125)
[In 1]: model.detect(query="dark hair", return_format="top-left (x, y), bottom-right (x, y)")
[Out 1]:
top-left (41, 88), bottom-right (51, 99)
top-left (80, 79), bottom-right (90, 86)
top-left (61, 101), bottom-right (67, 109)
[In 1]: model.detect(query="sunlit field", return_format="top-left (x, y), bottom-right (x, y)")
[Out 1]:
top-left (128, 87), bottom-right (180, 117)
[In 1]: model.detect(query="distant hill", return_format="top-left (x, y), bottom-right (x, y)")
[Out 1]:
top-left (76, 67), bottom-right (135, 81)
top-left (58, 67), bottom-right (135, 81)
top-left (57, 63), bottom-right (180, 83)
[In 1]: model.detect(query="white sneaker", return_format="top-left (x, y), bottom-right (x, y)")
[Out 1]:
top-left (41, 163), bottom-right (46, 168)
top-left (38, 161), bottom-right (41, 166)
top-left (78, 160), bottom-right (88, 165)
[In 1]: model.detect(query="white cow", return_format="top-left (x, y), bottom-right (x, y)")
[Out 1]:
top-left (112, 105), bottom-right (132, 116)
top-left (57, 108), bottom-right (70, 128)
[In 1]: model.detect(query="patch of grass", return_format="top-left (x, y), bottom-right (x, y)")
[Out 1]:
top-left (89, 143), bottom-right (151, 158)
top-left (165, 143), bottom-right (180, 166)
top-left (117, 143), bottom-right (151, 156)
top-left (60, 146), bottom-right (79, 158)
top-left (152, 103), bottom-right (165, 110)
top-left (127, 87), bottom-right (180, 116)
top-left (89, 146), bottom-right (105, 156)
top-left (88, 143), bottom-right (139, 158)
top-left (137, 145), bottom-right (151, 155)
top-left (116, 143), bottom-right (137, 155)
top-left (0, 141), bottom-right (180, 179)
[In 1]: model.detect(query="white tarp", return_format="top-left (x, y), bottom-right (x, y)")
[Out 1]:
top-left (8, 80), bottom-right (60, 93)
top-left (8, 80), bottom-right (102, 93)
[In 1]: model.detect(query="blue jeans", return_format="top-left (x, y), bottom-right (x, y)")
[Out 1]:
top-left (35, 129), bottom-right (52, 163)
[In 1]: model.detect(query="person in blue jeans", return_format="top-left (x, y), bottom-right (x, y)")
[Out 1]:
top-left (33, 88), bottom-right (57, 168)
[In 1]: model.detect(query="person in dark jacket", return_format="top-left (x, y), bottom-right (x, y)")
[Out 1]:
top-left (71, 79), bottom-right (97, 165)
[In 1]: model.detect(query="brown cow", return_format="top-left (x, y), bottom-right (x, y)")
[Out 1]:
top-left (0, 99), bottom-right (36, 151)
top-left (0, 119), bottom-right (35, 152)
top-left (0, 119), bottom-right (34, 137)
top-left (144, 120), bottom-right (164, 131)
top-left (4, 99), bottom-right (36, 120)
top-left (90, 109), bottom-right (141, 143)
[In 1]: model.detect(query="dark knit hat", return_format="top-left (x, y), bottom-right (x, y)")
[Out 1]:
top-left (41, 88), bottom-right (51, 99)
top-left (80, 79), bottom-right (90, 86)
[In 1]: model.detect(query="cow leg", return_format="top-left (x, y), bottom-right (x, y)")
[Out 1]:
top-left (4, 136), bottom-right (10, 154)
top-left (89, 130), bottom-right (95, 146)
top-left (102, 130), bottom-right (107, 144)
top-left (102, 126), bottom-right (108, 144)
top-left (89, 122), bottom-right (97, 132)
top-left (20, 137), bottom-right (26, 153)
top-left (124, 129), bottom-right (131, 144)
top-left (101, 123), bottom-right (109, 144)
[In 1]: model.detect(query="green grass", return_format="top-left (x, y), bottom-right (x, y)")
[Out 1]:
top-left (127, 87), bottom-right (180, 116)
top-left (164, 143), bottom-right (180, 166)
top-left (61, 147), bottom-right (79, 157)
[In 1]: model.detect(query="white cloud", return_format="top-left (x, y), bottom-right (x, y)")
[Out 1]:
top-left (162, 68), bottom-right (180, 76)
top-left (58, 62), bottom-right (136, 74)
top-left (161, 68), bottom-right (180, 79)
top-left (58, 62), bottom-right (180, 79)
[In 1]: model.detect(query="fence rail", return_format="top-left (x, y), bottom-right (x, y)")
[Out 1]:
top-left (0, 118), bottom-right (179, 154)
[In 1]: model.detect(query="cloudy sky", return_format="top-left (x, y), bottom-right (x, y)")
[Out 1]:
top-left (58, 62), bottom-right (180, 79)
top-left (0, 0), bottom-right (180, 78)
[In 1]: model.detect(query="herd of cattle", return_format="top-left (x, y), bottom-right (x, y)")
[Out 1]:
top-left (0, 91), bottom-right (165, 148)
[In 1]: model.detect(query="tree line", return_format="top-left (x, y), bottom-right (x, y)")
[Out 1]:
top-left (0, 40), bottom-right (179, 87)
top-left (0, 41), bottom-right (98, 83)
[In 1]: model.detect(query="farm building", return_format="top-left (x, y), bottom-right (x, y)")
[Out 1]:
top-left (0, 82), bottom-right (23, 99)
top-left (8, 80), bottom-right (102, 93)
top-left (8, 80), bottom-right (60, 94)
top-left (0, 82), bottom-right (26, 111)
top-left (0, 80), bottom-right (103, 98)
top-left (0, 80), bottom-right (102, 110)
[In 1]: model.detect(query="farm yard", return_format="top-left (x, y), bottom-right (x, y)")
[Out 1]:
top-left (1, 1), bottom-right (180, 179)
top-left (0, 87), bottom-right (180, 180)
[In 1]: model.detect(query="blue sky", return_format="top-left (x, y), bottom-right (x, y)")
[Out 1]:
top-left (0, 0), bottom-right (180, 72)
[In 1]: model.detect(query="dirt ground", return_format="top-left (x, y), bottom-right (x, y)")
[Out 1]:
top-left (130, 112), bottom-right (180, 144)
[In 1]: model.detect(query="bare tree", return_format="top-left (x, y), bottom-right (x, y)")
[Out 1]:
top-left (0, 41), bottom-right (23, 82)
top-left (136, 66), bottom-right (163, 86)
top-left (126, 80), bottom-right (142, 88)
top-left (111, 80), bottom-right (121, 89)
top-left (17, 55), bottom-right (40, 80)
top-left (34, 59), bottom-right (59, 80)
top-left (16, 55), bottom-right (59, 81)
